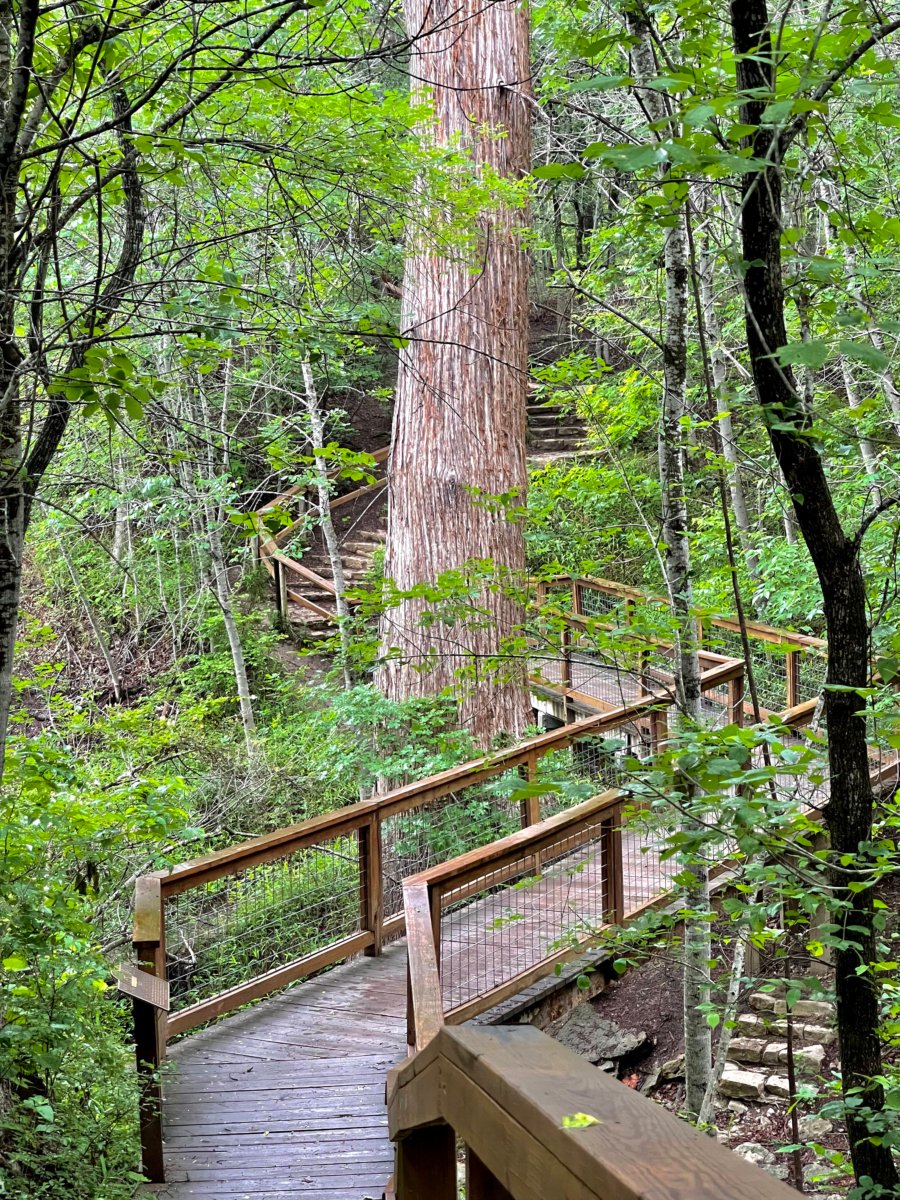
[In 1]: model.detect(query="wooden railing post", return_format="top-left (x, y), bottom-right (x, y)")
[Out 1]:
top-left (520, 751), bottom-right (541, 829)
top-left (561, 624), bottom-right (572, 691)
top-left (132, 877), bottom-right (167, 1184)
top-left (571, 579), bottom-right (583, 616)
top-left (396, 1124), bottom-right (456, 1200)
top-left (786, 650), bottom-right (800, 709)
top-left (649, 705), bottom-right (668, 755)
top-left (360, 816), bottom-right (383, 956)
top-left (728, 670), bottom-right (745, 727)
top-left (467, 1148), bottom-right (513, 1200)
top-left (600, 807), bottom-right (625, 925)
top-left (272, 556), bottom-right (284, 618)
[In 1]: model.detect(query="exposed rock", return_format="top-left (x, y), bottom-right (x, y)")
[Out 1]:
top-left (727, 1037), bottom-right (763, 1064)
top-left (774, 999), bottom-right (834, 1022)
top-left (765, 1075), bottom-right (791, 1099)
top-left (719, 1068), bottom-right (765, 1100)
top-left (734, 1142), bottom-right (789, 1181)
top-left (798, 1114), bottom-right (833, 1141)
top-left (735, 1013), bottom-right (768, 1038)
top-left (749, 992), bottom-right (778, 1013)
top-left (547, 1006), bottom-right (647, 1064)
top-left (658, 1054), bottom-right (685, 1080)
top-left (762, 1041), bottom-right (788, 1065)
top-left (727, 1100), bottom-right (749, 1115)
top-left (792, 1044), bottom-right (826, 1072)
top-left (768, 1019), bottom-right (836, 1046)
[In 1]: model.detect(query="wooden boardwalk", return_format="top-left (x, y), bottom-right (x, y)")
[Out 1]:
top-left (152, 828), bottom-right (675, 1200)
top-left (156, 944), bottom-right (407, 1199)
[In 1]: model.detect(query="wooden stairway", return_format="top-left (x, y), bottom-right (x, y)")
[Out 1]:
top-left (261, 401), bottom-right (588, 634)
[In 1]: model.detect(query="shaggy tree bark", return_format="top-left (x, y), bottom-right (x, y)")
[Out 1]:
top-left (731, 2), bottom-right (899, 1188)
top-left (379, 0), bottom-right (533, 743)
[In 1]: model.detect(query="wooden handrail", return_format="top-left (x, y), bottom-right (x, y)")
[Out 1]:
top-left (559, 574), bottom-right (827, 651)
top-left (403, 789), bottom-right (627, 1046)
top-left (144, 691), bottom-right (684, 895)
top-left (387, 1025), bottom-right (795, 1200)
top-left (404, 788), bottom-right (621, 893)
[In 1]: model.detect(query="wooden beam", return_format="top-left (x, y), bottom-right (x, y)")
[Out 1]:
top-left (166, 931), bottom-right (374, 1036)
top-left (396, 1123), bottom-right (456, 1200)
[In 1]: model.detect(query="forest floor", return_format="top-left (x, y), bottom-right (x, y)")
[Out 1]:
top-left (563, 950), bottom-right (853, 1197)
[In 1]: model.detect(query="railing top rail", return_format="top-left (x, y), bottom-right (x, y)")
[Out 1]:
top-left (142, 694), bottom-right (683, 897)
top-left (387, 1025), bottom-right (796, 1200)
top-left (138, 651), bottom-right (750, 903)
top-left (554, 574), bottom-right (827, 650)
top-left (403, 787), bottom-right (622, 892)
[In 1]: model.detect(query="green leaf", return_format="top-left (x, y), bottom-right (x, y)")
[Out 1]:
top-left (562, 1112), bottom-right (601, 1129)
top-left (569, 74), bottom-right (632, 93)
top-left (838, 339), bottom-right (889, 371)
top-left (124, 394), bottom-right (143, 420)
top-left (776, 340), bottom-right (829, 369)
top-left (2, 954), bottom-right (27, 970)
top-left (533, 163), bottom-right (585, 180)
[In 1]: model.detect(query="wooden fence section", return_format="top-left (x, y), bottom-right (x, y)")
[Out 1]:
top-left (540, 574), bottom-right (828, 717)
top-left (251, 446), bottom-right (390, 621)
top-left (386, 1025), bottom-right (795, 1200)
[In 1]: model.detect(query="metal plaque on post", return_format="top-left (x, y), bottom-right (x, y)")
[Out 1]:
top-left (116, 964), bottom-right (170, 1012)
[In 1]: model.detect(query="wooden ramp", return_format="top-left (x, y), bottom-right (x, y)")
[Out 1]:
top-left (155, 944), bottom-right (407, 1199)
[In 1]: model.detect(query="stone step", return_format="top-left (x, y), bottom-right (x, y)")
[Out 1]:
top-left (726, 1038), bottom-right (825, 1073)
top-left (748, 993), bottom-right (835, 1022)
top-left (734, 1012), bottom-right (836, 1046)
top-left (719, 1064), bottom-right (825, 1102)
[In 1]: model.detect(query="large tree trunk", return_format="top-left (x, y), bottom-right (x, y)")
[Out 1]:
top-left (379, 0), bottom-right (532, 743)
top-left (731, 3), bottom-right (898, 1190)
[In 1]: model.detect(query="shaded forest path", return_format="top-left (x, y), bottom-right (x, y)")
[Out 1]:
top-left (134, 577), bottom-right (898, 1197)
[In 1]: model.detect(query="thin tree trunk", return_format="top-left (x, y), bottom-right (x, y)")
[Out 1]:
top-left (627, 10), bottom-right (710, 1119)
top-left (207, 515), bottom-right (256, 754)
top-left (301, 359), bottom-right (352, 689)
top-left (697, 908), bottom-right (756, 1128)
top-left (731, 3), bottom-right (898, 1189)
top-left (196, 378), bottom-right (256, 754)
top-left (59, 538), bottom-right (123, 702)
top-left (697, 234), bottom-right (760, 580)
top-left (379, 0), bottom-right (533, 744)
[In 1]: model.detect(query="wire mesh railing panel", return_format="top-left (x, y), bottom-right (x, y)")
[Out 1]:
top-left (381, 774), bottom-right (523, 923)
top-left (705, 626), bottom-right (790, 712)
top-left (536, 723), bottom-right (658, 819)
top-left (799, 650), bottom-right (828, 701)
top-left (619, 809), bottom-right (680, 917)
top-left (439, 820), bottom-right (608, 1015)
top-left (567, 644), bottom-right (644, 707)
top-left (576, 584), bottom-right (626, 620)
top-left (163, 835), bottom-right (363, 1012)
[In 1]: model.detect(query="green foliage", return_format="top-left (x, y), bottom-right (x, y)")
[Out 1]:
top-left (0, 741), bottom-right (191, 1197)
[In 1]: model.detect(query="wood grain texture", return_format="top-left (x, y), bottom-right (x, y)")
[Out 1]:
top-left (390, 1026), bottom-right (797, 1200)
top-left (155, 943), bottom-right (408, 1200)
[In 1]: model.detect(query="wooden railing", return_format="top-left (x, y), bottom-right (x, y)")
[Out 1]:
top-left (386, 1024), bottom-right (795, 1200)
top-left (402, 786), bottom-right (627, 1050)
top-left (129, 654), bottom-right (744, 1179)
top-left (251, 445), bottom-right (390, 621)
top-left (541, 574), bottom-right (828, 717)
